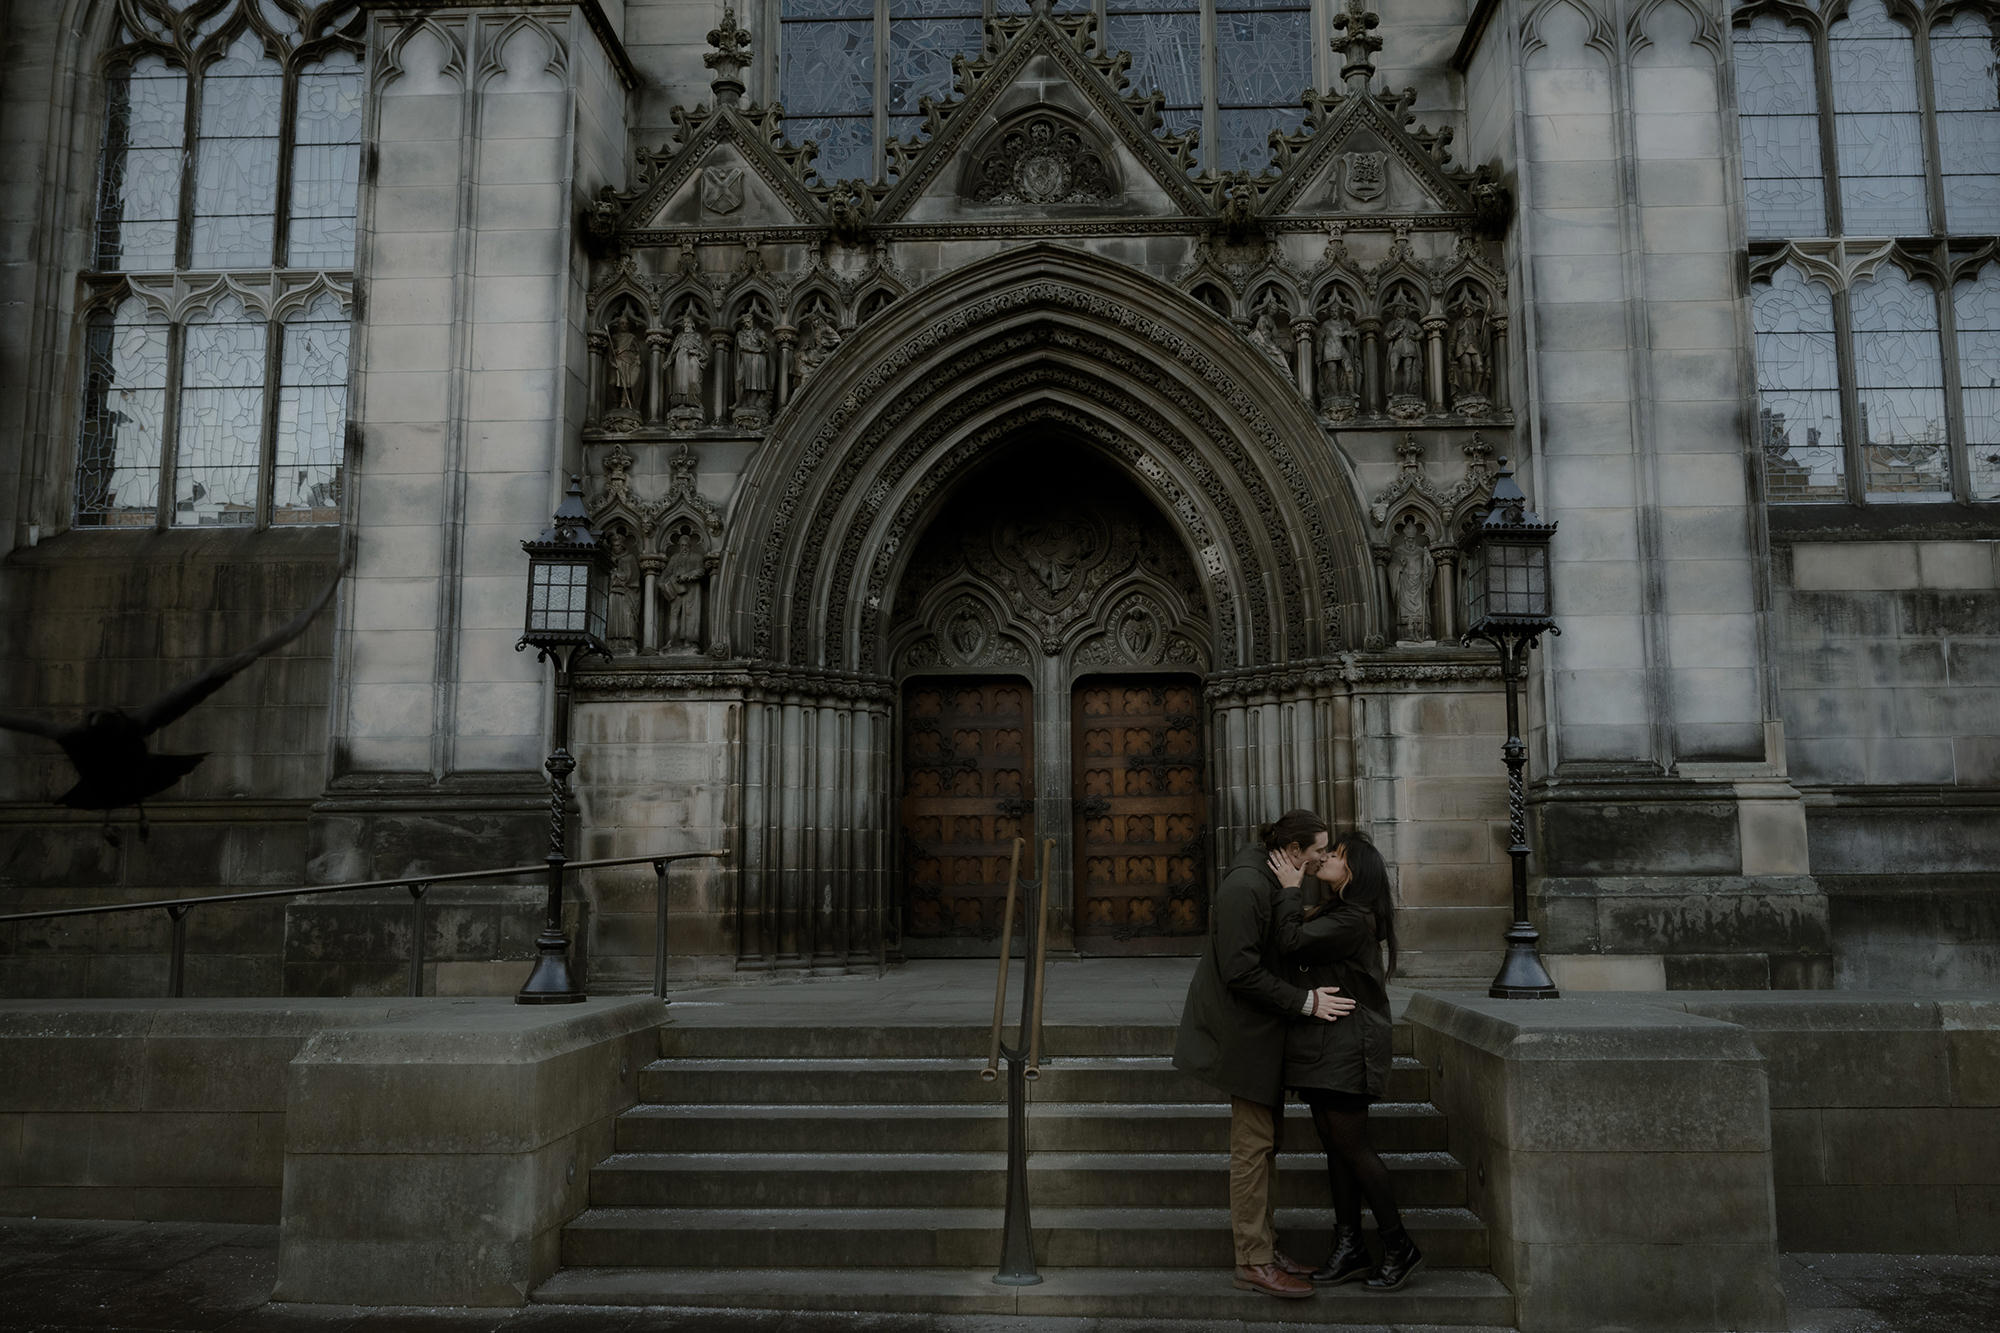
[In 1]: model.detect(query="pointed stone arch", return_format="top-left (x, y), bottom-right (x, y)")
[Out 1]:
top-left (717, 245), bottom-right (1377, 674)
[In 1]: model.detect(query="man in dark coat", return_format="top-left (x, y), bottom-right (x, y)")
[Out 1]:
top-left (1173, 810), bottom-right (1353, 1298)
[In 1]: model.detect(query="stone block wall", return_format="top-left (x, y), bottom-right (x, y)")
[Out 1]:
top-left (0, 530), bottom-right (340, 997)
top-left (1771, 538), bottom-right (2000, 985)
top-left (1647, 992), bottom-right (2000, 1255)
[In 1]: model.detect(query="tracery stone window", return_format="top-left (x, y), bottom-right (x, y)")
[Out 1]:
top-left (1735, 0), bottom-right (2000, 504)
top-left (74, 1), bottom-right (362, 529)
top-left (774, 0), bottom-right (1314, 180)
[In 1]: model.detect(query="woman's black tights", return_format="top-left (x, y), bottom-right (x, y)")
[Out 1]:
top-left (1305, 1098), bottom-right (1402, 1232)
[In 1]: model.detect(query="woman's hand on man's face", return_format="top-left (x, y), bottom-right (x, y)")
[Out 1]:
top-left (1267, 849), bottom-right (1304, 888)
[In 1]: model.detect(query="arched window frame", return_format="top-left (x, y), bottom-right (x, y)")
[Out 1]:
top-left (1733, 0), bottom-right (2000, 505)
top-left (73, 0), bottom-right (364, 532)
top-left (763, 0), bottom-right (1332, 182)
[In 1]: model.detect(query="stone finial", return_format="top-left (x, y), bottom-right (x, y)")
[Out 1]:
top-left (1330, 0), bottom-right (1382, 94)
top-left (1396, 432), bottom-right (1423, 475)
top-left (706, 8), bottom-right (752, 107)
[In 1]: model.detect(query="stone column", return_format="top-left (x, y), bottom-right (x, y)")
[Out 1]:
top-left (585, 330), bottom-right (607, 427)
top-left (1371, 544), bottom-right (1393, 647)
top-left (1291, 317), bottom-right (1316, 400)
top-left (644, 328), bottom-right (667, 425)
top-left (708, 329), bottom-right (732, 425)
top-left (774, 323), bottom-right (796, 409)
top-left (1423, 312), bottom-right (1449, 415)
top-left (638, 555), bottom-right (662, 654)
top-left (1359, 319), bottom-right (1383, 415)
top-left (1431, 545), bottom-right (1461, 643)
top-left (1490, 313), bottom-right (1510, 413)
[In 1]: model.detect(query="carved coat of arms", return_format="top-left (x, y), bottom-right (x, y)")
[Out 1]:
top-left (1340, 151), bottom-right (1387, 208)
top-left (701, 165), bottom-right (745, 215)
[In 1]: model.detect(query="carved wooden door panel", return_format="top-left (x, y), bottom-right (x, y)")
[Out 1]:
top-left (1072, 677), bottom-right (1208, 954)
top-left (900, 679), bottom-right (1034, 950)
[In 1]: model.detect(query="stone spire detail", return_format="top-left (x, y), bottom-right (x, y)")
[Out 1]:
top-left (706, 7), bottom-right (752, 108)
top-left (1330, 0), bottom-right (1382, 95)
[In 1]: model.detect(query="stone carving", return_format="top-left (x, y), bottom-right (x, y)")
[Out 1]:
top-left (826, 181), bottom-right (871, 243)
top-left (947, 607), bottom-right (983, 660)
top-left (701, 165), bottom-right (744, 214)
top-left (1450, 291), bottom-right (1492, 413)
top-left (667, 311), bottom-right (708, 428)
top-left (1384, 290), bottom-right (1426, 418)
top-left (604, 526), bottom-right (641, 654)
top-left (731, 310), bottom-right (772, 427)
top-left (656, 530), bottom-right (708, 654)
top-left (964, 114), bottom-right (1116, 206)
top-left (603, 308), bottom-right (646, 429)
top-left (795, 311), bottom-right (841, 384)
top-left (1248, 293), bottom-right (1294, 380)
top-left (1389, 523), bottom-right (1435, 644)
top-left (1317, 298), bottom-right (1360, 417)
top-left (1342, 150), bottom-right (1387, 208)
top-left (1001, 512), bottom-right (1102, 600)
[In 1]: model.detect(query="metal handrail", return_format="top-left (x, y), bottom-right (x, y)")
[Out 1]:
top-left (983, 835), bottom-right (1056, 1287)
top-left (0, 849), bottom-right (727, 1000)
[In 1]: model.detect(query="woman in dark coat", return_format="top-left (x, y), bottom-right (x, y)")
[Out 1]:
top-left (1268, 830), bottom-right (1421, 1291)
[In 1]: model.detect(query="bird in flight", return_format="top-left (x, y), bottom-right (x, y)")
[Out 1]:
top-left (0, 558), bottom-right (349, 843)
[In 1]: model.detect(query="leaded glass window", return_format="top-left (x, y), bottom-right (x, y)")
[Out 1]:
top-left (1956, 264), bottom-right (2000, 500)
top-left (776, 0), bottom-right (1318, 179)
top-left (1735, 1), bottom-right (2000, 507)
top-left (75, 1), bottom-right (362, 531)
top-left (1755, 267), bottom-right (1847, 503)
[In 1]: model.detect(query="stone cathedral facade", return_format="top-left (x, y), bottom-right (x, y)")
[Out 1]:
top-left (0, 0), bottom-right (1995, 995)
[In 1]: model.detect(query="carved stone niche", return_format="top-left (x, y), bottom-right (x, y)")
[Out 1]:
top-left (959, 111), bottom-right (1120, 207)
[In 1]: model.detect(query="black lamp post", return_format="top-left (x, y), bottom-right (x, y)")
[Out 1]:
top-left (1461, 458), bottom-right (1562, 1000)
top-left (515, 475), bottom-right (612, 1004)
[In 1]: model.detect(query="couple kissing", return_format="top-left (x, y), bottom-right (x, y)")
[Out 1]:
top-left (1171, 808), bottom-right (1420, 1299)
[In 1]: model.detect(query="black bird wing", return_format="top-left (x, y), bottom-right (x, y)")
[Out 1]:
top-left (0, 710), bottom-right (76, 743)
top-left (131, 555), bottom-right (351, 736)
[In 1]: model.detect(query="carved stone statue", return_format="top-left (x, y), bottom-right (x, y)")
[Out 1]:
top-left (1389, 526), bottom-right (1435, 643)
top-left (795, 312), bottom-right (841, 384)
top-left (731, 312), bottom-right (772, 425)
top-left (667, 312), bottom-right (708, 426)
top-left (604, 527), bottom-right (639, 654)
top-left (656, 531), bottom-right (706, 653)
top-left (606, 310), bottom-right (644, 419)
top-left (1317, 300), bottom-right (1359, 407)
top-left (1385, 293), bottom-right (1425, 405)
top-left (1248, 294), bottom-right (1293, 378)
top-left (1450, 294), bottom-right (1492, 409)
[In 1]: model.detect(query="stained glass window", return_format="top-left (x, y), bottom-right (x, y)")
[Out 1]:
top-left (1849, 267), bottom-right (1951, 498)
top-left (1754, 267), bottom-right (1846, 503)
top-left (74, 297), bottom-right (171, 528)
top-left (274, 294), bottom-right (350, 523)
top-left (1827, 0), bottom-right (1929, 235)
top-left (74, 1), bottom-right (362, 531)
top-left (1734, 2), bottom-right (2000, 507)
top-left (1734, 17), bottom-right (1825, 238)
top-left (780, 0), bottom-right (1314, 177)
top-left (1956, 264), bottom-right (2000, 501)
top-left (1215, 0), bottom-right (1310, 173)
top-left (1930, 12), bottom-right (2000, 234)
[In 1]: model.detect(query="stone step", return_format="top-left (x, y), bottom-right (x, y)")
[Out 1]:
top-left (614, 1100), bottom-right (1450, 1154)
top-left (532, 1263), bottom-right (1514, 1325)
top-left (558, 1205), bottom-right (1492, 1271)
top-left (638, 1054), bottom-right (1432, 1105)
top-left (531, 1264), bottom-right (1514, 1325)
top-left (656, 1021), bottom-right (1418, 1060)
top-left (587, 1149), bottom-right (1467, 1210)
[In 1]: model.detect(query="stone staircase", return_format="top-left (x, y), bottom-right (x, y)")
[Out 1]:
top-left (534, 1020), bottom-right (1514, 1325)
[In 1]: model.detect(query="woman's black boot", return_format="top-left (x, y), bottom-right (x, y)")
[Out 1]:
top-left (1310, 1224), bottom-right (1370, 1284)
top-left (1363, 1226), bottom-right (1423, 1291)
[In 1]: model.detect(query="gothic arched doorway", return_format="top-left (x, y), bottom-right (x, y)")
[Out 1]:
top-left (888, 445), bottom-right (1212, 956)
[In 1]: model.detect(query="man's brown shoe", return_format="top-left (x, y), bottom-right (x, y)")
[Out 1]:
top-left (1233, 1263), bottom-right (1315, 1298)
top-left (1272, 1249), bottom-right (1314, 1279)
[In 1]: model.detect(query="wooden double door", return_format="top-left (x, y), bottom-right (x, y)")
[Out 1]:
top-left (899, 674), bottom-right (1208, 955)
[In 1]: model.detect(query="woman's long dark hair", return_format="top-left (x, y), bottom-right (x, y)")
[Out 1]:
top-left (1333, 830), bottom-right (1399, 982)
top-left (1257, 808), bottom-right (1329, 853)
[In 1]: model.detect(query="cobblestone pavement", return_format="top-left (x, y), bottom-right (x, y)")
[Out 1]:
top-left (1, 1218), bottom-right (1995, 1332)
